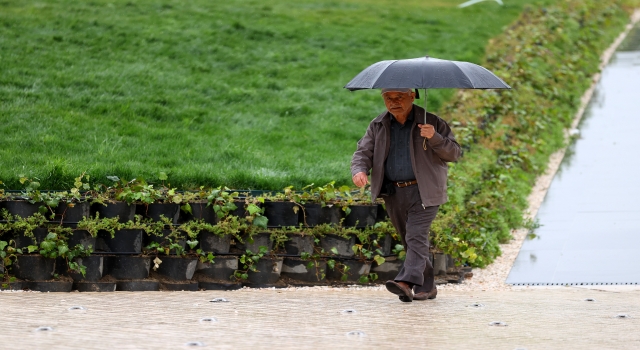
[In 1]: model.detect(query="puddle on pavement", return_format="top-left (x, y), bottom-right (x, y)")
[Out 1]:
top-left (507, 22), bottom-right (640, 285)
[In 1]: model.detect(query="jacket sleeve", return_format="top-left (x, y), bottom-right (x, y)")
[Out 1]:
top-left (426, 117), bottom-right (461, 163)
top-left (351, 123), bottom-right (376, 176)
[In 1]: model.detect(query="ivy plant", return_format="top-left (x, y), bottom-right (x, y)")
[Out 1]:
top-left (232, 245), bottom-right (269, 281)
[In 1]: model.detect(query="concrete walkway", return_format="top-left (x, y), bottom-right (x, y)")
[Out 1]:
top-left (1, 287), bottom-right (639, 349)
top-left (506, 16), bottom-right (640, 286)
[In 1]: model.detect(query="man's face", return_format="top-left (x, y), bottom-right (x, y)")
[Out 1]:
top-left (382, 91), bottom-right (415, 118)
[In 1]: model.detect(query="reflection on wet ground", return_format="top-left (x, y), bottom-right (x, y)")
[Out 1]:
top-left (507, 23), bottom-right (640, 285)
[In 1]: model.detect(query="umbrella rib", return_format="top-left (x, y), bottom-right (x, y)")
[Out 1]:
top-left (455, 61), bottom-right (510, 89)
top-left (371, 60), bottom-right (408, 89)
top-left (449, 62), bottom-right (475, 88)
top-left (370, 60), bottom-right (398, 88)
top-left (472, 64), bottom-right (511, 88)
top-left (344, 60), bottom-right (397, 90)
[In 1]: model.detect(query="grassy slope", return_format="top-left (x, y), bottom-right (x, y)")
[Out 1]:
top-left (0, 0), bottom-right (550, 190)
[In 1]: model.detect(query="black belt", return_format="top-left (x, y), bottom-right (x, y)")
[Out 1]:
top-left (393, 180), bottom-right (417, 188)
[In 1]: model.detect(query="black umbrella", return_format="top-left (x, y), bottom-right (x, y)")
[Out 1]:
top-left (344, 55), bottom-right (511, 124)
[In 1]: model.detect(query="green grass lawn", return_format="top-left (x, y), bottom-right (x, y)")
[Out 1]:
top-left (0, 0), bottom-right (551, 190)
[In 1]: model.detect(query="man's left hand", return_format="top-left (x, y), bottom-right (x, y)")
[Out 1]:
top-left (418, 124), bottom-right (435, 139)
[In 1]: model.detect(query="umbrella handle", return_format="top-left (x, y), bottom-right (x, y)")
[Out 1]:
top-left (423, 88), bottom-right (428, 150)
top-left (423, 88), bottom-right (428, 124)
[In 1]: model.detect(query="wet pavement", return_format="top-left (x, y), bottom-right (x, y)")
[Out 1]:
top-left (507, 22), bottom-right (640, 286)
top-left (1, 287), bottom-right (640, 349)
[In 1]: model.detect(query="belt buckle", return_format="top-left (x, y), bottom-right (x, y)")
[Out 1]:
top-left (397, 181), bottom-right (408, 187)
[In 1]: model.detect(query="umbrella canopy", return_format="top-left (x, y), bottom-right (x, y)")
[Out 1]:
top-left (345, 56), bottom-right (510, 149)
top-left (344, 56), bottom-right (510, 90)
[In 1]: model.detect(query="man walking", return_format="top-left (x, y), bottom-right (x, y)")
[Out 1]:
top-left (351, 88), bottom-right (461, 302)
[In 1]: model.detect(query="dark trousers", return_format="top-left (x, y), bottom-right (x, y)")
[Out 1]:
top-left (383, 185), bottom-right (439, 293)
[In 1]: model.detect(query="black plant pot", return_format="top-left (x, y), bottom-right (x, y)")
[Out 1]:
top-left (116, 280), bottom-right (159, 291)
top-left (371, 257), bottom-right (403, 281)
top-left (326, 259), bottom-right (372, 282)
top-left (300, 203), bottom-right (342, 226)
top-left (101, 229), bottom-right (143, 253)
top-left (107, 255), bottom-right (150, 280)
top-left (446, 254), bottom-right (458, 274)
top-left (196, 256), bottom-right (238, 280)
top-left (433, 252), bottom-right (447, 276)
top-left (199, 231), bottom-right (231, 253)
top-left (378, 233), bottom-right (394, 256)
top-left (12, 255), bottom-right (56, 281)
top-left (284, 234), bottom-right (315, 255)
top-left (281, 257), bottom-right (327, 283)
top-left (238, 232), bottom-right (273, 253)
top-left (246, 257), bottom-right (283, 285)
top-left (25, 280), bottom-right (73, 292)
top-left (94, 237), bottom-right (110, 252)
top-left (144, 229), bottom-right (186, 255)
top-left (160, 281), bottom-right (199, 291)
top-left (54, 202), bottom-right (90, 223)
top-left (376, 203), bottom-right (388, 222)
top-left (319, 234), bottom-right (356, 258)
top-left (186, 202), bottom-right (217, 224)
top-left (229, 200), bottom-right (248, 218)
top-left (0, 281), bottom-right (23, 291)
top-left (54, 257), bottom-right (68, 276)
top-left (67, 229), bottom-right (97, 250)
top-left (343, 204), bottom-right (377, 228)
top-left (74, 281), bottom-right (116, 292)
top-left (138, 203), bottom-right (180, 224)
top-left (2, 200), bottom-right (44, 218)
top-left (13, 227), bottom-right (48, 249)
top-left (197, 280), bottom-right (242, 291)
top-left (264, 201), bottom-right (298, 227)
top-left (69, 256), bottom-right (105, 282)
top-left (92, 202), bottom-right (136, 223)
top-left (363, 233), bottom-right (393, 256)
top-left (155, 256), bottom-right (198, 281)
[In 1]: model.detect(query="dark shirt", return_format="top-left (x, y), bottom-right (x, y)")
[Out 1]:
top-left (384, 108), bottom-right (415, 182)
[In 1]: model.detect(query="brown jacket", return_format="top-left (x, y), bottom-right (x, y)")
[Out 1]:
top-left (351, 104), bottom-right (461, 207)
